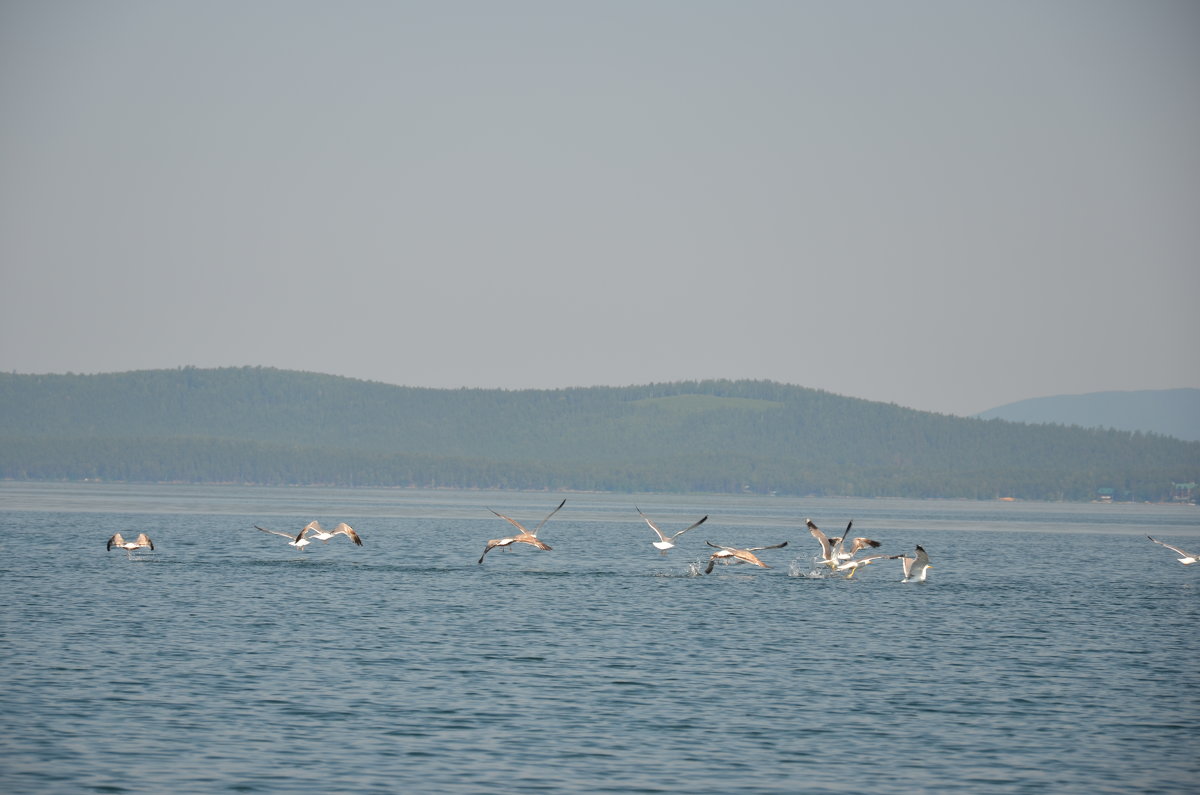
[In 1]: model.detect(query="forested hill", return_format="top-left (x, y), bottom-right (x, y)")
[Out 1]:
top-left (2, 367), bottom-right (1197, 501)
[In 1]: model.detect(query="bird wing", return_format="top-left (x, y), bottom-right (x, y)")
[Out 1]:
top-left (705, 540), bottom-right (735, 551)
top-left (135, 533), bottom-right (154, 550)
top-left (671, 515), bottom-right (708, 541)
top-left (530, 498), bottom-right (567, 537)
top-left (848, 537), bottom-right (882, 554)
top-left (746, 541), bottom-right (788, 552)
top-left (830, 520), bottom-right (854, 556)
top-left (107, 533), bottom-right (125, 550)
top-left (732, 550), bottom-right (770, 568)
top-left (516, 536), bottom-right (552, 551)
top-left (808, 521), bottom-right (834, 557)
top-left (1148, 536), bottom-right (1194, 557)
top-left (478, 537), bottom-right (518, 564)
top-left (489, 509), bottom-right (530, 536)
top-left (303, 520), bottom-right (325, 536)
top-left (333, 523), bottom-right (363, 546)
top-left (255, 525), bottom-right (295, 539)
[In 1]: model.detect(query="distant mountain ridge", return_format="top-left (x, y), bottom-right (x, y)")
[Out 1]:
top-left (2, 367), bottom-right (1197, 501)
top-left (976, 389), bottom-right (1200, 442)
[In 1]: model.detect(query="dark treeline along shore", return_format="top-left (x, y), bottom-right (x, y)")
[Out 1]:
top-left (2, 367), bottom-right (1197, 501)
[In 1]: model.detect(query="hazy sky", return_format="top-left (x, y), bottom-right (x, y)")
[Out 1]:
top-left (2, 1), bottom-right (1197, 416)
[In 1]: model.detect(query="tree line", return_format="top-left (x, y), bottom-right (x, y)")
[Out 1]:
top-left (1, 367), bottom-right (1196, 501)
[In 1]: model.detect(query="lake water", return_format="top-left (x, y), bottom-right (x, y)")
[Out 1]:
top-left (1, 483), bottom-right (1197, 793)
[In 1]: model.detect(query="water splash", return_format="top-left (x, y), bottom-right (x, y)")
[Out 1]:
top-left (788, 557), bottom-right (832, 578)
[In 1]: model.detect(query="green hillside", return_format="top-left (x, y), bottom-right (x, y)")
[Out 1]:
top-left (2, 367), bottom-right (1196, 500)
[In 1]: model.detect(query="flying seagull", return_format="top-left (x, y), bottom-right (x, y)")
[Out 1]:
top-left (704, 540), bottom-right (788, 574)
top-left (255, 524), bottom-right (311, 551)
top-left (829, 535), bottom-right (883, 567)
top-left (303, 521), bottom-right (364, 546)
top-left (107, 533), bottom-right (154, 558)
top-left (895, 544), bottom-right (933, 582)
top-left (479, 499), bottom-right (565, 564)
top-left (637, 507), bottom-right (707, 554)
top-left (1147, 536), bottom-right (1198, 565)
top-left (835, 553), bottom-right (892, 579)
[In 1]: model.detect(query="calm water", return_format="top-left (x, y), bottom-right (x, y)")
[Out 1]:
top-left (1, 483), bottom-right (1197, 794)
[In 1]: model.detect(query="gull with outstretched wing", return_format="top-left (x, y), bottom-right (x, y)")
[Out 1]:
top-left (479, 499), bottom-right (565, 564)
top-left (637, 507), bottom-right (707, 554)
top-left (303, 521), bottom-right (364, 546)
top-left (107, 533), bottom-right (154, 559)
top-left (1147, 536), bottom-right (1198, 565)
top-left (704, 540), bottom-right (788, 574)
top-left (255, 524), bottom-right (311, 551)
top-left (894, 544), bottom-right (933, 582)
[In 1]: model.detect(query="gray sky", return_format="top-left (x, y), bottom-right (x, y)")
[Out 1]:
top-left (2, 1), bottom-right (1197, 417)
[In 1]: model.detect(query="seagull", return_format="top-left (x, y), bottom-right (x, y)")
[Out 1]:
top-left (806, 518), bottom-right (841, 568)
top-left (830, 534), bottom-right (882, 566)
top-left (704, 540), bottom-right (788, 574)
top-left (835, 553), bottom-right (892, 579)
top-left (478, 499), bottom-right (565, 564)
top-left (255, 524), bottom-right (311, 551)
top-left (303, 521), bottom-right (364, 546)
top-left (895, 544), bottom-right (933, 582)
top-left (107, 533), bottom-right (154, 558)
top-left (808, 519), bottom-right (879, 569)
top-left (637, 507), bottom-right (707, 553)
top-left (1147, 536), bottom-right (1199, 565)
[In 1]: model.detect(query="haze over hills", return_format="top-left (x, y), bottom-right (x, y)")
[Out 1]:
top-left (977, 389), bottom-right (1200, 442)
top-left (1, 367), bottom-right (1197, 501)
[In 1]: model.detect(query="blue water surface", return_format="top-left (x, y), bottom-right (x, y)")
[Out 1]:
top-left (1, 483), bottom-right (1197, 793)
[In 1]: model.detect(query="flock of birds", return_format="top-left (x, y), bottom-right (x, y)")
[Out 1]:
top-left (104, 521), bottom-right (364, 558)
top-left (104, 501), bottom-right (1199, 576)
top-left (254, 520), bottom-right (364, 550)
top-left (477, 499), bottom-right (935, 580)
